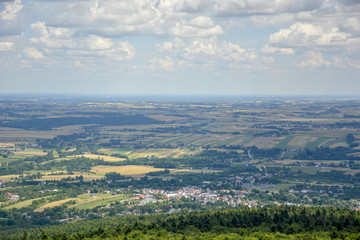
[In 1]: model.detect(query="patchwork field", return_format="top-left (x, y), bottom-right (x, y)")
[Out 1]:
top-left (34, 193), bottom-right (125, 212)
top-left (34, 198), bottom-right (76, 212)
top-left (98, 148), bottom-right (201, 159)
top-left (4, 196), bottom-right (50, 210)
top-left (0, 174), bottom-right (20, 182)
top-left (13, 148), bottom-right (48, 158)
top-left (0, 143), bottom-right (15, 148)
top-left (79, 153), bottom-right (126, 162)
top-left (40, 173), bottom-right (103, 181)
top-left (91, 165), bottom-right (165, 176)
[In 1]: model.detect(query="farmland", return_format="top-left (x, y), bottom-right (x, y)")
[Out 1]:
top-left (1, 96), bottom-right (360, 232)
top-left (91, 165), bottom-right (165, 176)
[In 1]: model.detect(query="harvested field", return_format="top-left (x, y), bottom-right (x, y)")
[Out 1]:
top-left (34, 198), bottom-right (77, 212)
top-left (41, 173), bottom-right (103, 181)
top-left (0, 174), bottom-right (20, 182)
top-left (91, 165), bottom-right (164, 176)
top-left (79, 153), bottom-right (126, 162)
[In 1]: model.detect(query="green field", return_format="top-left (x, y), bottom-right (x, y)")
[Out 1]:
top-left (34, 193), bottom-right (125, 212)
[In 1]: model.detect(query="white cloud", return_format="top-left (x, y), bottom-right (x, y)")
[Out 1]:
top-left (23, 47), bottom-right (44, 60)
top-left (220, 41), bottom-right (256, 61)
top-left (30, 22), bottom-right (75, 48)
top-left (269, 22), bottom-right (360, 48)
top-left (0, 0), bottom-right (23, 21)
top-left (28, 0), bottom-right (222, 38)
top-left (341, 17), bottom-right (360, 35)
top-left (295, 51), bottom-right (330, 68)
top-left (156, 38), bottom-right (185, 52)
top-left (179, 37), bottom-right (257, 62)
top-left (182, 37), bottom-right (218, 58)
top-left (66, 41), bottom-right (135, 61)
top-left (85, 35), bottom-right (113, 50)
top-left (111, 41), bottom-right (136, 61)
top-left (0, 41), bottom-right (14, 51)
top-left (214, 0), bottom-right (322, 16)
top-left (1, 0), bottom-right (360, 95)
top-left (347, 58), bottom-right (360, 70)
top-left (171, 23), bottom-right (223, 38)
top-left (74, 60), bottom-right (83, 67)
top-left (29, 22), bottom-right (135, 61)
top-left (173, 0), bottom-right (212, 13)
top-left (152, 36), bottom-right (260, 71)
top-left (261, 44), bottom-right (295, 55)
top-left (332, 57), bottom-right (345, 68)
top-left (150, 56), bottom-right (176, 71)
top-left (250, 13), bottom-right (294, 27)
top-left (189, 16), bottom-right (214, 28)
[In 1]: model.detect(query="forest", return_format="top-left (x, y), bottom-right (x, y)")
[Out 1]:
top-left (3, 206), bottom-right (360, 239)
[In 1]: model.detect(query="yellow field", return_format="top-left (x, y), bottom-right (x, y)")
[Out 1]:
top-left (70, 193), bottom-right (123, 209)
top-left (41, 172), bottom-right (103, 181)
top-left (98, 147), bottom-right (202, 159)
top-left (288, 136), bottom-right (315, 148)
top-left (34, 198), bottom-right (77, 212)
top-left (79, 153), bottom-right (126, 162)
top-left (13, 148), bottom-right (47, 157)
top-left (321, 167), bottom-right (360, 176)
top-left (330, 142), bottom-right (348, 148)
top-left (0, 143), bottom-right (15, 147)
top-left (126, 148), bottom-right (199, 159)
top-left (97, 148), bottom-right (114, 154)
top-left (35, 193), bottom-right (124, 212)
top-left (171, 169), bottom-right (221, 174)
top-left (0, 174), bottom-right (19, 182)
top-left (91, 165), bottom-right (164, 176)
top-left (0, 127), bottom-right (60, 139)
top-left (4, 196), bottom-right (49, 210)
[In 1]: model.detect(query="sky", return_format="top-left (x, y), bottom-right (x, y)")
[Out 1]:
top-left (0, 0), bottom-right (359, 96)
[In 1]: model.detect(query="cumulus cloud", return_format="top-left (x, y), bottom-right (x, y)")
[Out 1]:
top-left (295, 51), bottom-right (330, 68)
top-left (111, 41), bottom-right (136, 61)
top-left (180, 37), bottom-right (256, 61)
top-left (0, 0), bottom-right (23, 21)
top-left (66, 41), bottom-right (135, 61)
top-left (0, 41), bottom-right (14, 51)
top-left (214, 0), bottom-right (322, 17)
top-left (150, 56), bottom-right (176, 71)
top-left (29, 21), bottom-right (135, 61)
top-left (331, 57), bottom-right (360, 70)
top-left (151, 36), bottom-right (260, 71)
top-left (30, 0), bottom-right (220, 38)
top-left (261, 44), bottom-right (295, 55)
top-left (30, 22), bottom-right (75, 48)
top-left (170, 18), bottom-right (223, 38)
top-left (269, 22), bottom-right (360, 48)
top-left (250, 13), bottom-right (294, 27)
top-left (85, 35), bottom-right (113, 50)
top-left (189, 16), bottom-right (214, 28)
top-left (341, 17), bottom-right (360, 35)
top-left (156, 38), bottom-right (185, 52)
top-left (1, 0), bottom-right (360, 89)
top-left (348, 58), bottom-right (360, 69)
top-left (23, 47), bottom-right (44, 60)
top-left (173, 0), bottom-right (212, 13)
top-left (0, 0), bottom-right (24, 36)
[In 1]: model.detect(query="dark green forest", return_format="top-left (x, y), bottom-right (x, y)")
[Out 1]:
top-left (3, 206), bottom-right (360, 239)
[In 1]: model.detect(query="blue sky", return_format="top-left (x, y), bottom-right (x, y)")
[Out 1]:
top-left (0, 0), bottom-right (359, 95)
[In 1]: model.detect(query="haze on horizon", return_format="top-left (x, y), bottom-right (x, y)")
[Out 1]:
top-left (0, 0), bottom-right (359, 96)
